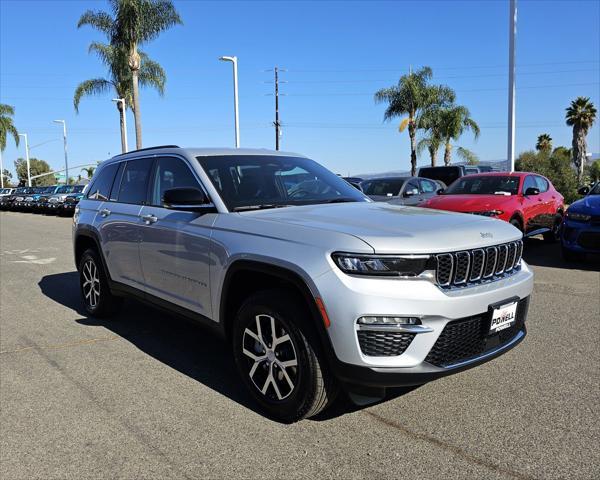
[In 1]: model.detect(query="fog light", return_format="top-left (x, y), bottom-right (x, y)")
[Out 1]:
top-left (357, 316), bottom-right (420, 325)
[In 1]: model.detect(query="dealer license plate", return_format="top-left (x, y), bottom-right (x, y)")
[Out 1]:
top-left (489, 302), bottom-right (517, 333)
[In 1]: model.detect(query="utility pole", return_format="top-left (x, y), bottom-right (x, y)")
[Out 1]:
top-left (53, 120), bottom-right (69, 184)
top-left (507, 0), bottom-right (517, 172)
top-left (219, 56), bottom-right (240, 148)
top-left (274, 67), bottom-right (281, 150)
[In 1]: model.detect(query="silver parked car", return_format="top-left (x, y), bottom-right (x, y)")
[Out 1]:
top-left (361, 176), bottom-right (440, 205)
top-left (73, 146), bottom-right (533, 421)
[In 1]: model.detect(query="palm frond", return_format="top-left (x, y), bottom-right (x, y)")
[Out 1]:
top-left (77, 10), bottom-right (114, 36)
top-left (456, 147), bottom-right (479, 165)
top-left (73, 78), bottom-right (114, 113)
top-left (138, 58), bottom-right (166, 95)
top-left (398, 118), bottom-right (410, 132)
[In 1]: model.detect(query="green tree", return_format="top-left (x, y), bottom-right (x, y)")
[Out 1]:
top-left (0, 103), bottom-right (20, 188)
top-left (374, 67), bottom-right (455, 175)
top-left (14, 157), bottom-right (55, 187)
top-left (81, 166), bottom-right (96, 179)
top-left (74, 42), bottom-right (166, 153)
top-left (438, 105), bottom-right (480, 165)
top-left (535, 133), bottom-right (552, 153)
top-left (565, 97), bottom-right (597, 182)
top-left (78, 0), bottom-right (182, 150)
top-left (584, 159), bottom-right (600, 183)
top-left (1, 169), bottom-right (13, 186)
top-left (516, 148), bottom-right (579, 204)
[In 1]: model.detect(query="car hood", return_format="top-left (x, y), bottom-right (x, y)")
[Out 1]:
top-left (569, 195), bottom-right (600, 213)
top-left (421, 194), bottom-right (515, 212)
top-left (243, 202), bottom-right (521, 254)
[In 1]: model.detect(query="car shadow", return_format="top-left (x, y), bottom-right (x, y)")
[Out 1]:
top-left (523, 237), bottom-right (600, 271)
top-left (38, 272), bottom-right (414, 422)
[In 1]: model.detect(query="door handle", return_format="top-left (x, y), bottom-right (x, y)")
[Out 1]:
top-left (100, 208), bottom-right (111, 218)
top-left (141, 214), bottom-right (158, 225)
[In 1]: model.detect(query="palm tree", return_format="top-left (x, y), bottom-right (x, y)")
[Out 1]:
top-left (438, 105), bottom-right (480, 165)
top-left (535, 133), bottom-right (552, 153)
top-left (565, 97), bottom-right (597, 182)
top-left (81, 166), bottom-right (96, 179)
top-left (375, 67), bottom-right (454, 175)
top-left (456, 147), bottom-right (479, 165)
top-left (78, 0), bottom-right (182, 150)
top-left (74, 41), bottom-right (165, 153)
top-left (0, 103), bottom-right (20, 188)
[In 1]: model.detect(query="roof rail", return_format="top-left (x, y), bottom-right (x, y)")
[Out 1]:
top-left (113, 145), bottom-right (180, 158)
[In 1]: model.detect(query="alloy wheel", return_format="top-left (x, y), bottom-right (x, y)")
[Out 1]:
top-left (242, 314), bottom-right (298, 401)
top-left (82, 259), bottom-right (100, 309)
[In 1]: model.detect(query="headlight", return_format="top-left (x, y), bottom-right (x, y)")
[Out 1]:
top-left (472, 210), bottom-right (504, 217)
top-left (566, 211), bottom-right (591, 222)
top-left (332, 253), bottom-right (435, 277)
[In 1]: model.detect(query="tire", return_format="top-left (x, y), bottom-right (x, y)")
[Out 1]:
top-left (543, 214), bottom-right (562, 243)
top-left (232, 289), bottom-right (338, 422)
top-left (510, 217), bottom-right (523, 233)
top-left (78, 248), bottom-right (122, 317)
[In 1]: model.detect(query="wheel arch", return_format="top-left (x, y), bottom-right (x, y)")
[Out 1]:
top-left (74, 229), bottom-right (112, 282)
top-left (219, 260), bottom-right (333, 354)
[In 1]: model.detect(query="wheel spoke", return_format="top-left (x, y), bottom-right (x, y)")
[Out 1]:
top-left (82, 279), bottom-right (91, 288)
top-left (260, 374), bottom-right (272, 395)
top-left (244, 328), bottom-right (262, 345)
top-left (84, 289), bottom-right (91, 300)
top-left (279, 358), bottom-right (297, 368)
top-left (255, 315), bottom-right (265, 344)
top-left (279, 365), bottom-right (295, 391)
top-left (273, 333), bottom-right (291, 348)
top-left (270, 372), bottom-right (284, 400)
top-left (242, 347), bottom-right (266, 362)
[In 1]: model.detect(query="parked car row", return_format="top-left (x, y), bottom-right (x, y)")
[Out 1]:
top-left (0, 185), bottom-right (86, 215)
top-left (343, 166), bottom-right (598, 260)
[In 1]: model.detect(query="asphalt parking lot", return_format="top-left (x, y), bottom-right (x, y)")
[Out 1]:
top-left (1, 211), bottom-right (599, 480)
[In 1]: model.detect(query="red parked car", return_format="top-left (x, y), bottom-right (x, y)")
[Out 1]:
top-left (420, 172), bottom-right (564, 241)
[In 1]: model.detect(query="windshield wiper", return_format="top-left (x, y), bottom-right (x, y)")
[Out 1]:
top-left (233, 204), bottom-right (292, 212)
top-left (321, 198), bottom-right (359, 204)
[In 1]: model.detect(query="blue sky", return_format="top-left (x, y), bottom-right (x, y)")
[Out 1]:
top-left (1, 0), bottom-right (599, 180)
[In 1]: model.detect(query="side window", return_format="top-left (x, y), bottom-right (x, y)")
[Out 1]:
top-left (420, 179), bottom-right (437, 193)
top-left (535, 176), bottom-right (549, 192)
top-left (523, 176), bottom-right (537, 193)
top-left (117, 159), bottom-right (152, 205)
top-left (86, 163), bottom-right (119, 201)
top-left (405, 179), bottom-right (420, 195)
top-left (109, 162), bottom-right (125, 201)
top-left (150, 157), bottom-right (202, 206)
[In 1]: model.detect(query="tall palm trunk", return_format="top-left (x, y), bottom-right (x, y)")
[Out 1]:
top-left (429, 146), bottom-right (437, 167)
top-left (444, 140), bottom-right (452, 165)
top-left (408, 114), bottom-right (417, 176)
top-left (116, 101), bottom-right (127, 153)
top-left (129, 46), bottom-right (142, 150)
top-left (572, 125), bottom-right (586, 182)
top-left (0, 151), bottom-right (4, 188)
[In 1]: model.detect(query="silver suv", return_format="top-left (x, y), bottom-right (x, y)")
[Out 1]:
top-left (73, 146), bottom-right (533, 421)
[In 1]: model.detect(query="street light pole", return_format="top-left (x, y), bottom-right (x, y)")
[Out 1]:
top-left (219, 56), bottom-right (240, 148)
top-left (507, 0), bottom-right (517, 172)
top-left (112, 98), bottom-right (128, 153)
top-left (53, 120), bottom-right (69, 184)
top-left (18, 133), bottom-right (31, 187)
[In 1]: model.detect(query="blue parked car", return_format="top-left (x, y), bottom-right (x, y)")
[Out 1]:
top-left (561, 182), bottom-right (600, 260)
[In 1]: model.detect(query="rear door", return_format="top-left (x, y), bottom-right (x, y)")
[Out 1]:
top-left (95, 158), bottom-right (151, 290)
top-left (137, 155), bottom-right (217, 316)
top-left (534, 175), bottom-right (554, 228)
top-left (418, 178), bottom-right (439, 203)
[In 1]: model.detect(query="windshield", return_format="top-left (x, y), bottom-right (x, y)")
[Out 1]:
top-left (197, 155), bottom-right (367, 211)
top-left (589, 183), bottom-right (600, 195)
top-left (40, 186), bottom-right (56, 194)
top-left (72, 185), bottom-right (85, 193)
top-left (444, 176), bottom-right (520, 195)
top-left (0, 188), bottom-right (11, 194)
top-left (55, 185), bottom-right (73, 194)
top-left (419, 167), bottom-right (462, 186)
top-left (361, 178), bottom-right (407, 196)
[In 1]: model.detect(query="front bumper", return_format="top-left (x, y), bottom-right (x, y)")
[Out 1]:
top-left (562, 219), bottom-right (600, 253)
top-left (316, 261), bottom-right (534, 383)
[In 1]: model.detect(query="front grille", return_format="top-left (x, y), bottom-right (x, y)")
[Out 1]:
top-left (425, 297), bottom-right (529, 367)
top-left (577, 232), bottom-right (600, 250)
top-left (435, 240), bottom-right (522, 289)
top-left (357, 330), bottom-right (415, 357)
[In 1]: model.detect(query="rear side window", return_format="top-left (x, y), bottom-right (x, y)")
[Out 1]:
top-left (420, 179), bottom-right (437, 193)
top-left (149, 157), bottom-right (202, 206)
top-left (116, 159), bottom-right (152, 205)
top-left (87, 163), bottom-right (120, 201)
top-left (523, 176), bottom-right (537, 193)
top-left (535, 176), bottom-right (549, 192)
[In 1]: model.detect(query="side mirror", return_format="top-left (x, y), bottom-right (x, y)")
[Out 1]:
top-left (578, 186), bottom-right (590, 195)
top-left (436, 188), bottom-right (445, 195)
top-left (524, 187), bottom-right (540, 196)
top-left (404, 188), bottom-right (419, 197)
top-left (163, 187), bottom-right (211, 211)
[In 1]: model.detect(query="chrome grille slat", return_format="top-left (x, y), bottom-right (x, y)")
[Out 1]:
top-left (435, 240), bottom-right (522, 289)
